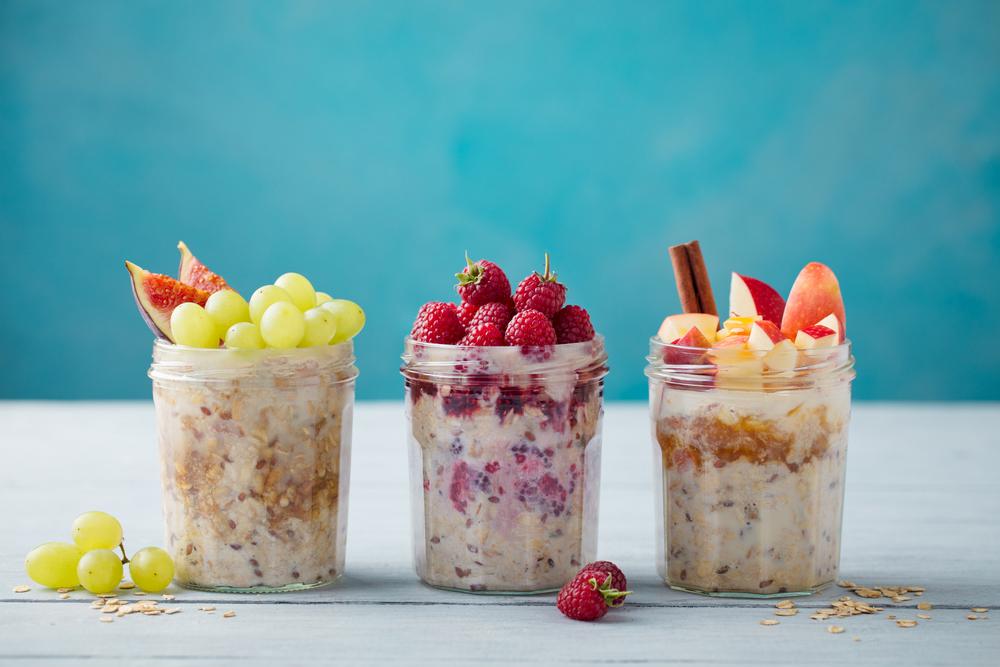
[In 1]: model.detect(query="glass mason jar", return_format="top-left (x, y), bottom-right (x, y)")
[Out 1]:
top-left (148, 340), bottom-right (358, 593)
top-left (646, 337), bottom-right (855, 597)
top-left (401, 337), bottom-right (609, 593)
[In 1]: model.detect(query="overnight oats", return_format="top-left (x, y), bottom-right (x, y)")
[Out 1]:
top-left (126, 242), bottom-right (365, 591)
top-left (650, 245), bottom-right (855, 597)
top-left (402, 254), bottom-right (608, 593)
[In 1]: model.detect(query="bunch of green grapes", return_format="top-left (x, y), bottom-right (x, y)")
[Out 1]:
top-left (24, 511), bottom-right (174, 594)
top-left (174, 272), bottom-right (366, 350)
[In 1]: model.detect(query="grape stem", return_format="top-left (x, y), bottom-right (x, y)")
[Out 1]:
top-left (118, 542), bottom-right (130, 564)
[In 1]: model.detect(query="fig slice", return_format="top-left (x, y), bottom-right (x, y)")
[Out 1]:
top-left (126, 260), bottom-right (210, 341)
top-left (177, 241), bottom-right (230, 294)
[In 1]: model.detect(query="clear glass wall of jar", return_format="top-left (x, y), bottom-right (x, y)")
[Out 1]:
top-left (646, 337), bottom-right (855, 597)
top-left (149, 340), bottom-right (358, 592)
top-left (402, 337), bottom-right (609, 593)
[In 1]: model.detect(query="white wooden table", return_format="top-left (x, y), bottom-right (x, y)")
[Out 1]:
top-left (1, 402), bottom-right (997, 665)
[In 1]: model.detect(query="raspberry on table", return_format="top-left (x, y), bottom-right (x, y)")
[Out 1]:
top-left (459, 322), bottom-right (505, 347)
top-left (505, 309), bottom-right (557, 346)
top-left (468, 301), bottom-right (514, 332)
top-left (411, 302), bottom-right (466, 344)
top-left (553, 305), bottom-right (595, 344)
top-left (456, 302), bottom-right (479, 328)
top-left (556, 568), bottom-right (629, 621)
top-left (513, 253), bottom-right (566, 318)
top-left (456, 256), bottom-right (511, 306)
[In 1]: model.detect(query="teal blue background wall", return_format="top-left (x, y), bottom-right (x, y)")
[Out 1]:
top-left (2, 1), bottom-right (998, 400)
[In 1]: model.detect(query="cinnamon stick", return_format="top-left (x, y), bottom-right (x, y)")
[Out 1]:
top-left (668, 244), bottom-right (700, 314)
top-left (685, 240), bottom-right (718, 317)
top-left (668, 240), bottom-right (718, 316)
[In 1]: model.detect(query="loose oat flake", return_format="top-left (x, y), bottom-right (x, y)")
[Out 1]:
top-left (223, 611), bottom-right (236, 618)
top-left (165, 608), bottom-right (181, 615)
top-left (59, 593), bottom-right (70, 600)
top-left (967, 615), bottom-right (979, 621)
top-left (775, 600), bottom-right (795, 609)
top-left (199, 606), bottom-right (216, 612)
top-left (828, 625), bottom-right (845, 634)
top-left (119, 582), bottom-right (136, 590)
top-left (13, 585), bottom-right (30, 593)
top-left (99, 616), bottom-right (113, 623)
top-left (162, 594), bottom-right (176, 600)
top-left (917, 614), bottom-right (931, 620)
top-left (971, 608), bottom-right (988, 613)
top-left (896, 620), bottom-right (918, 628)
top-left (917, 602), bottom-right (932, 610)
top-left (760, 619), bottom-right (780, 626)
top-left (775, 609), bottom-right (798, 617)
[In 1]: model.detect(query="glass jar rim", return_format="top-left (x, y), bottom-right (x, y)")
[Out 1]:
top-left (149, 338), bottom-right (358, 385)
top-left (645, 336), bottom-right (855, 391)
top-left (401, 335), bottom-right (608, 384)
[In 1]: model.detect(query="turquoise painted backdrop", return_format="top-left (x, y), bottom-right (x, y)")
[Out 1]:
top-left (1, 1), bottom-right (998, 400)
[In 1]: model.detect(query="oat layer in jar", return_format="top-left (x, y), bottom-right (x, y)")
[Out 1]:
top-left (646, 338), bottom-right (855, 597)
top-left (402, 337), bottom-right (608, 593)
top-left (149, 340), bottom-right (358, 592)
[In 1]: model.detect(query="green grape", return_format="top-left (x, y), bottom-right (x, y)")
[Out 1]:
top-left (320, 300), bottom-right (366, 343)
top-left (249, 285), bottom-right (293, 324)
top-left (128, 546), bottom-right (175, 593)
top-left (315, 291), bottom-right (333, 305)
top-left (72, 511), bottom-right (123, 551)
top-left (260, 301), bottom-right (305, 348)
top-left (224, 322), bottom-right (264, 350)
top-left (300, 307), bottom-right (337, 347)
top-left (170, 303), bottom-right (219, 348)
top-left (76, 549), bottom-right (123, 594)
top-left (25, 542), bottom-right (83, 588)
top-left (275, 273), bottom-right (317, 311)
top-left (205, 289), bottom-right (250, 334)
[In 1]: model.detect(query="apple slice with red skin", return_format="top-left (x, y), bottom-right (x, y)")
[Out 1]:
top-left (178, 241), bottom-right (230, 294)
top-left (747, 320), bottom-right (786, 350)
top-left (815, 313), bottom-right (843, 343)
top-left (126, 260), bottom-right (209, 341)
top-left (794, 324), bottom-right (837, 349)
top-left (730, 273), bottom-right (785, 325)
top-left (780, 262), bottom-right (846, 341)
top-left (663, 326), bottom-right (712, 365)
top-left (657, 313), bottom-right (718, 344)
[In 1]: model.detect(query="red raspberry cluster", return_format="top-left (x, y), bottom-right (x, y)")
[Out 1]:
top-left (409, 254), bottom-right (596, 347)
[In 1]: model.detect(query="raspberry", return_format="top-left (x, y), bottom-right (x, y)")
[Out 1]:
top-left (505, 309), bottom-right (556, 346)
top-left (553, 305), bottom-right (595, 344)
top-left (456, 302), bottom-right (479, 328)
top-left (556, 569), bottom-right (629, 621)
top-left (456, 256), bottom-right (511, 306)
top-left (458, 322), bottom-right (505, 347)
top-left (410, 302), bottom-right (465, 344)
top-left (468, 301), bottom-right (514, 331)
top-left (581, 561), bottom-right (628, 606)
top-left (513, 253), bottom-right (566, 317)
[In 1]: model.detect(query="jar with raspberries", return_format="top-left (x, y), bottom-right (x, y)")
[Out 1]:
top-left (402, 254), bottom-right (608, 593)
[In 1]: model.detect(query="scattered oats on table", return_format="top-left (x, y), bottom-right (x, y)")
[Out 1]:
top-left (13, 585), bottom-right (30, 593)
top-left (775, 609), bottom-right (798, 617)
top-left (119, 582), bottom-right (136, 590)
top-left (56, 587), bottom-right (72, 594)
top-left (917, 614), bottom-right (931, 620)
top-left (223, 611), bottom-right (236, 618)
top-left (99, 616), bottom-right (113, 623)
top-left (162, 594), bottom-right (176, 600)
top-left (971, 607), bottom-right (988, 613)
top-left (775, 600), bottom-right (795, 609)
top-left (917, 602), bottom-right (932, 610)
top-left (59, 593), bottom-right (70, 600)
top-left (760, 619), bottom-right (779, 626)
top-left (165, 608), bottom-right (181, 615)
top-left (199, 606), bottom-right (216, 612)
top-left (896, 620), bottom-right (918, 628)
top-left (828, 625), bottom-right (845, 634)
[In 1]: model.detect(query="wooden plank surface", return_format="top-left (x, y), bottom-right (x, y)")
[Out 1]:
top-left (0, 402), bottom-right (997, 665)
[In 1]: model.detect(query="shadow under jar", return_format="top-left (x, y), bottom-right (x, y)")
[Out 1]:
top-left (149, 340), bottom-right (358, 593)
top-left (646, 337), bottom-right (855, 598)
top-left (402, 337), bottom-right (609, 594)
